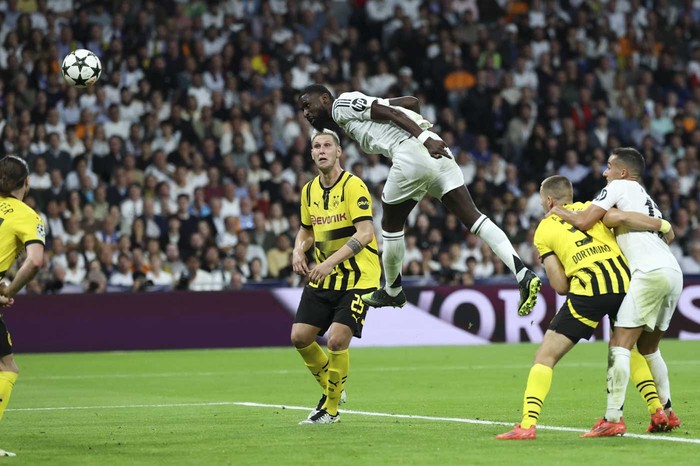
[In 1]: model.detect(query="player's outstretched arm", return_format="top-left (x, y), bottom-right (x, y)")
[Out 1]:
top-left (369, 101), bottom-right (450, 159)
top-left (603, 209), bottom-right (674, 243)
top-left (542, 254), bottom-right (569, 295)
top-left (293, 226), bottom-right (314, 277)
top-left (387, 96), bottom-right (420, 113)
top-left (549, 204), bottom-right (606, 231)
top-left (602, 208), bottom-right (663, 231)
top-left (4, 243), bottom-right (44, 299)
top-left (308, 219), bottom-right (375, 284)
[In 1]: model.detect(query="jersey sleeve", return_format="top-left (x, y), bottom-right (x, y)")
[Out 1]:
top-left (345, 177), bottom-right (373, 224)
top-left (533, 220), bottom-right (554, 262)
top-left (300, 182), bottom-right (312, 228)
top-left (332, 91), bottom-right (379, 125)
top-left (15, 209), bottom-right (46, 246)
top-left (591, 180), bottom-right (624, 211)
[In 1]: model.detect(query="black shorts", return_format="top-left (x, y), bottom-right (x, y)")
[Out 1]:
top-left (549, 293), bottom-right (625, 342)
top-left (0, 316), bottom-right (12, 357)
top-left (294, 286), bottom-right (376, 338)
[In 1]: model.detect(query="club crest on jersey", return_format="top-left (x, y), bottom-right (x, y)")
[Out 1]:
top-left (357, 196), bottom-right (370, 210)
top-left (351, 98), bottom-right (367, 112)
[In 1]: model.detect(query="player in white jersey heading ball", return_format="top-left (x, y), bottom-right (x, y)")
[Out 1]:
top-left (550, 147), bottom-right (682, 436)
top-left (299, 84), bottom-right (541, 316)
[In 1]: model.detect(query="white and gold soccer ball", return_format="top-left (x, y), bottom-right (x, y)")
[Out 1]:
top-left (61, 49), bottom-right (102, 88)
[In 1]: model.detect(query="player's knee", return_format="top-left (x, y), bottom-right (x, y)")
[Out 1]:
top-left (290, 329), bottom-right (314, 349)
top-left (532, 349), bottom-right (558, 368)
top-left (326, 336), bottom-right (349, 352)
top-left (636, 341), bottom-right (659, 355)
top-left (0, 362), bottom-right (18, 374)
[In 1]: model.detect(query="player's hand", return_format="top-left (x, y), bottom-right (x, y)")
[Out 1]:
top-left (0, 281), bottom-right (11, 307)
top-left (308, 261), bottom-right (333, 284)
top-left (545, 206), bottom-right (564, 218)
top-left (423, 138), bottom-right (452, 159)
top-left (292, 249), bottom-right (310, 276)
top-left (663, 228), bottom-right (675, 245)
top-left (0, 292), bottom-right (14, 308)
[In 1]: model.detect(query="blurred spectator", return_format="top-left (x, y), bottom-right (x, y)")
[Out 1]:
top-left (680, 241), bottom-right (700, 274)
top-left (109, 253), bottom-right (135, 290)
top-left (4, 0), bottom-right (700, 294)
top-left (266, 234), bottom-right (292, 279)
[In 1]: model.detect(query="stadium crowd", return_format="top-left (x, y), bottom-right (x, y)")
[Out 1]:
top-left (1, 0), bottom-right (700, 294)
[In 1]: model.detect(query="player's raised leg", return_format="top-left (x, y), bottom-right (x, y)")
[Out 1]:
top-left (361, 199), bottom-right (416, 309)
top-left (441, 186), bottom-right (541, 316)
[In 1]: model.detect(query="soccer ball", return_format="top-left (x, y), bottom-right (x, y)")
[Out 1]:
top-left (61, 49), bottom-right (102, 88)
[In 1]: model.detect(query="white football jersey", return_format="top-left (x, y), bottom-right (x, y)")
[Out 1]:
top-left (331, 91), bottom-right (432, 160)
top-left (591, 179), bottom-right (681, 273)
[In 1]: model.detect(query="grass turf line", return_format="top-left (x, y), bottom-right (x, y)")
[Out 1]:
top-left (2, 341), bottom-right (698, 465)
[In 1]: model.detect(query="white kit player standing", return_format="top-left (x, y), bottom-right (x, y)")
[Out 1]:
top-left (298, 84), bottom-right (541, 316)
top-left (550, 147), bottom-right (682, 436)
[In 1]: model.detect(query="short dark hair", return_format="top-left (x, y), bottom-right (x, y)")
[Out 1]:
top-left (300, 84), bottom-right (334, 99)
top-left (0, 155), bottom-right (29, 195)
top-left (611, 147), bottom-right (645, 177)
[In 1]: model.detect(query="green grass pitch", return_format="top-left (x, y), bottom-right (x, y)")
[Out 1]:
top-left (3, 340), bottom-right (699, 465)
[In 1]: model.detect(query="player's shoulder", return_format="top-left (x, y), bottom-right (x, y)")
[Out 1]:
top-left (605, 179), bottom-right (638, 192)
top-left (333, 91), bottom-right (373, 113)
top-left (536, 213), bottom-right (566, 237)
top-left (336, 91), bottom-right (368, 101)
top-left (301, 177), bottom-right (319, 205)
top-left (534, 217), bottom-right (553, 237)
top-left (343, 172), bottom-right (370, 191)
top-left (2, 197), bottom-right (37, 218)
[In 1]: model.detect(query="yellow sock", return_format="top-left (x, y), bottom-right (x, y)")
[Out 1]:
top-left (323, 349), bottom-right (349, 416)
top-left (0, 371), bottom-right (18, 422)
top-left (630, 348), bottom-right (663, 414)
top-left (520, 364), bottom-right (553, 429)
top-left (297, 342), bottom-right (329, 394)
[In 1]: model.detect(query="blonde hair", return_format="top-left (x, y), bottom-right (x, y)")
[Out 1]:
top-left (540, 175), bottom-right (573, 204)
top-left (311, 128), bottom-right (341, 146)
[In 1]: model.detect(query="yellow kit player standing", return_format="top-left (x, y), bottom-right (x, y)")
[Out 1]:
top-left (290, 129), bottom-right (380, 424)
top-left (0, 156), bottom-right (46, 456)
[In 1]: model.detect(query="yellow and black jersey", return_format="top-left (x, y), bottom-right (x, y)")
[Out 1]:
top-left (534, 201), bottom-right (630, 296)
top-left (300, 171), bottom-right (381, 291)
top-left (0, 195), bottom-right (46, 278)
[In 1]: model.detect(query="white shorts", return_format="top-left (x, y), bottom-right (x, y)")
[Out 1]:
top-left (615, 267), bottom-right (682, 332)
top-left (381, 133), bottom-right (465, 205)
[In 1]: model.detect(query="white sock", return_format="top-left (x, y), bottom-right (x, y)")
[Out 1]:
top-left (382, 230), bottom-right (404, 297)
top-left (605, 346), bottom-right (631, 422)
top-left (644, 350), bottom-right (671, 411)
top-left (470, 215), bottom-right (526, 281)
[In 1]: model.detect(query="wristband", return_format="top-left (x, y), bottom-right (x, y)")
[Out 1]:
top-left (659, 219), bottom-right (671, 234)
top-left (417, 131), bottom-right (432, 144)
